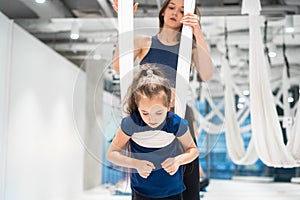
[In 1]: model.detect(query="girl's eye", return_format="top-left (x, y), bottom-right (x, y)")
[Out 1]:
top-left (168, 6), bottom-right (175, 10)
top-left (142, 113), bottom-right (149, 116)
top-left (156, 112), bottom-right (163, 115)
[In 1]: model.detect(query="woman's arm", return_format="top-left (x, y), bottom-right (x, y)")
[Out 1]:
top-left (112, 36), bottom-right (141, 73)
top-left (113, 35), bottom-right (151, 73)
top-left (161, 129), bottom-right (198, 175)
top-left (106, 128), bottom-right (155, 178)
top-left (181, 13), bottom-right (214, 81)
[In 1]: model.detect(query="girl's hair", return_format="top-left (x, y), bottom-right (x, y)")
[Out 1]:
top-left (124, 64), bottom-right (172, 115)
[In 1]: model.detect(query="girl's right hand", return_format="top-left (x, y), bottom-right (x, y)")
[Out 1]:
top-left (135, 160), bottom-right (155, 178)
top-left (112, 0), bottom-right (139, 13)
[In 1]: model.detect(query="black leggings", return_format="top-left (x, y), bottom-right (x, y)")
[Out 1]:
top-left (182, 157), bottom-right (200, 200)
top-left (183, 106), bottom-right (200, 200)
top-left (132, 190), bottom-right (182, 200)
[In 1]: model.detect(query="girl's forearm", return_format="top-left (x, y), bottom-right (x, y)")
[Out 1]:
top-left (106, 150), bottom-right (137, 169)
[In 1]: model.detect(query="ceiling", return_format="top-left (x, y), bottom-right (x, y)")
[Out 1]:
top-left (1, 0), bottom-right (300, 98)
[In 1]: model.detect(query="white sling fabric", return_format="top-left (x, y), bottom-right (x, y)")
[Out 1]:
top-left (118, 0), bottom-right (134, 116)
top-left (222, 57), bottom-right (258, 165)
top-left (175, 0), bottom-right (195, 118)
top-left (287, 100), bottom-right (300, 161)
top-left (243, 0), bottom-right (300, 167)
top-left (282, 65), bottom-right (292, 140)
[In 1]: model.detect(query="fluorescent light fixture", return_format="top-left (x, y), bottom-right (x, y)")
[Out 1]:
top-left (238, 97), bottom-right (245, 103)
top-left (288, 97), bottom-right (294, 103)
top-left (285, 15), bottom-right (294, 33)
top-left (70, 22), bottom-right (79, 40)
top-left (237, 103), bottom-right (244, 109)
top-left (243, 90), bottom-right (250, 96)
top-left (35, 0), bottom-right (46, 4)
top-left (93, 47), bottom-right (102, 60)
top-left (267, 43), bottom-right (277, 58)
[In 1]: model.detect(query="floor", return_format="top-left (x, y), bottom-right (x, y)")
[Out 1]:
top-left (82, 179), bottom-right (300, 200)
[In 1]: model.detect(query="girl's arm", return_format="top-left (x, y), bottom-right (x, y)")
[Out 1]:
top-left (106, 128), bottom-right (155, 178)
top-left (161, 129), bottom-right (198, 175)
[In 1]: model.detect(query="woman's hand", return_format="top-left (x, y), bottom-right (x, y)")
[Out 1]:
top-left (135, 159), bottom-right (155, 178)
top-left (180, 13), bottom-right (202, 39)
top-left (112, 0), bottom-right (139, 13)
top-left (161, 157), bottom-right (180, 176)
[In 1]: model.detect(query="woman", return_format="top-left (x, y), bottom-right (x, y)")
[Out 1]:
top-left (112, 0), bottom-right (213, 199)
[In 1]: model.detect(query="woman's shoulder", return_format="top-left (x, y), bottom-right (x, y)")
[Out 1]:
top-left (134, 35), bottom-right (152, 46)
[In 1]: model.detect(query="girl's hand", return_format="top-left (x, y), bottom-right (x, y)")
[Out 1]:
top-left (112, 0), bottom-right (139, 13)
top-left (180, 13), bottom-right (202, 36)
top-left (135, 160), bottom-right (155, 179)
top-left (161, 157), bottom-right (180, 176)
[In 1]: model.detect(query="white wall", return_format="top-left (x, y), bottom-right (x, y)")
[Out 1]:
top-left (0, 12), bottom-right (13, 200)
top-left (0, 12), bottom-right (86, 200)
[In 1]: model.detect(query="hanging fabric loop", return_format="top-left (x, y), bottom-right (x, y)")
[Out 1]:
top-left (118, 0), bottom-right (134, 116)
top-left (175, 0), bottom-right (196, 117)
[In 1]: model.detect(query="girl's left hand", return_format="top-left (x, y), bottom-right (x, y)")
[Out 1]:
top-left (161, 157), bottom-right (180, 175)
top-left (180, 13), bottom-right (201, 35)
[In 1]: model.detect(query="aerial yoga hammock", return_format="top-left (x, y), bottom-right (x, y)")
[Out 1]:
top-left (118, 0), bottom-right (195, 117)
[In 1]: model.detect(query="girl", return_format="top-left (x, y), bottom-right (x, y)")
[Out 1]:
top-left (106, 64), bottom-right (198, 200)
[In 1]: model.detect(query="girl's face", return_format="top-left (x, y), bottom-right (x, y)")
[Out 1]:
top-left (162, 0), bottom-right (184, 30)
top-left (138, 91), bottom-right (170, 128)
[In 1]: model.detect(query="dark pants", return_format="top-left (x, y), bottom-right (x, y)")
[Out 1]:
top-left (182, 105), bottom-right (200, 199)
top-left (182, 157), bottom-right (200, 200)
top-left (200, 178), bottom-right (210, 191)
top-left (132, 190), bottom-right (182, 200)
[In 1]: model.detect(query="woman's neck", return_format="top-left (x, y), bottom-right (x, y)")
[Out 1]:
top-left (157, 29), bottom-right (181, 45)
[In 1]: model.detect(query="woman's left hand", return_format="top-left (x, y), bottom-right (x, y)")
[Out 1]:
top-left (180, 13), bottom-right (201, 37)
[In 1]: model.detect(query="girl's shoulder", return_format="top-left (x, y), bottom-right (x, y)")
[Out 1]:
top-left (166, 112), bottom-right (188, 134)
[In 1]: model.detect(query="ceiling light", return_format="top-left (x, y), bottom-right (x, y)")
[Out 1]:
top-left (93, 48), bottom-right (102, 60)
top-left (288, 97), bottom-right (294, 103)
top-left (267, 43), bottom-right (277, 58)
top-left (35, 0), bottom-right (46, 4)
top-left (70, 22), bottom-right (79, 40)
top-left (238, 97), bottom-right (245, 103)
top-left (285, 15), bottom-right (294, 33)
top-left (237, 103), bottom-right (244, 109)
top-left (243, 90), bottom-right (250, 96)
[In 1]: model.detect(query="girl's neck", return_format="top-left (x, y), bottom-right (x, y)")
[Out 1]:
top-left (157, 29), bottom-right (181, 45)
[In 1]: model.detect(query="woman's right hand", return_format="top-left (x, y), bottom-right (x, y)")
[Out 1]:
top-left (112, 0), bottom-right (139, 13)
top-left (135, 159), bottom-right (155, 178)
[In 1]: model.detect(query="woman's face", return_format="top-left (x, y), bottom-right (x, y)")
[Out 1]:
top-left (138, 91), bottom-right (169, 128)
top-left (162, 0), bottom-right (184, 30)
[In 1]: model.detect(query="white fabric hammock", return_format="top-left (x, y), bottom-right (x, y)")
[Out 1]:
top-left (118, 0), bottom-right (195, 118)
top-left (242, 0), bottom-right (300, 167)
top-left (175, 0), bottom-right (195, 118)
top-left (118, 0), bottom-right (134, 116)
top-left (222, 56), bottom-right (258, 165)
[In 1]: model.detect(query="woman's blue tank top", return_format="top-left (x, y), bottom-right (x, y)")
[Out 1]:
top-left (140, 35), bottom-right (180, 87)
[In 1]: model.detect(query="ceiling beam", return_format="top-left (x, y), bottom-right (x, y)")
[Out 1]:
top-left (97, 0), bottom-right (115, 17)
top-left (19, 0), bottom-right (73, 18)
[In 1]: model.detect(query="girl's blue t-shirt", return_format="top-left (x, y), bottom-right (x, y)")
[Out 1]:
top-left (121, 112), bottom-right (188, 198)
